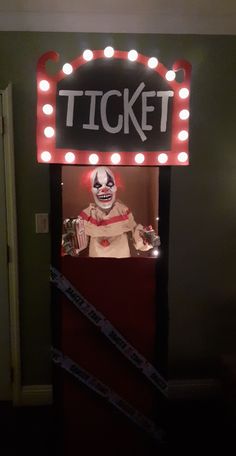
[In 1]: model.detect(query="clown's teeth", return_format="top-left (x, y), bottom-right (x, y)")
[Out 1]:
top-left (97, 194), bottom-right (112, 200)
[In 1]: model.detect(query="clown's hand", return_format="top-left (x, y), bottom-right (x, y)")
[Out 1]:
top-left (133, 224), bottom-right (160, 251)
top-left (62, 216), bottom-right (88, 256)
top-left (132, 224), bottom-right (152, 251)
top-left (61, 232), bottom-right (80, 257)
top-left (141, 226), bottom-right (161, 248)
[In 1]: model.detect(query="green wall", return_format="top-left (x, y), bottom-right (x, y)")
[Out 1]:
top-left (0, 32), bottom-right (235, 384)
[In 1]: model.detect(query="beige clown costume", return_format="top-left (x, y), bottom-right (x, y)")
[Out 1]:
top-left (63, 166), bottom-right (154, 258)
top-left (80, 200), bottom-right (151, 258)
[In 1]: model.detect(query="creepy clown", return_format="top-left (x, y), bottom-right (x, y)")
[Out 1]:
top-left (62, 166), bottom-right (160, 258)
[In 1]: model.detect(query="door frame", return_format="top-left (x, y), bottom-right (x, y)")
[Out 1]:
top-left (1, 84), bottom-right (21, 404)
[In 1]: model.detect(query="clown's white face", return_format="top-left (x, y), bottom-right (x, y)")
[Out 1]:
top-left (91, 167), bottom-right (117, 210)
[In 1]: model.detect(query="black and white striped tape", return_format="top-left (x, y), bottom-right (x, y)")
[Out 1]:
top-left (52, 348), bottom-right (165, 443)
top-left (50, 266), bottom-right (168, 397)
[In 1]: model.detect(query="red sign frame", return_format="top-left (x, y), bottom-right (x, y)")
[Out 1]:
top-left (37, 50), bottom-right (191, 166)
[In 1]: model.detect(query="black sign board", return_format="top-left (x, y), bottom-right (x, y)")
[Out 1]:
top-left (56, 59), bottom-right (173, 152)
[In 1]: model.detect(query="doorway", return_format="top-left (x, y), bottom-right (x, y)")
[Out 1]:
top-left (0, 91), bottom-right (11, 400)
top-left (50, 161), bottom-right (170, 454)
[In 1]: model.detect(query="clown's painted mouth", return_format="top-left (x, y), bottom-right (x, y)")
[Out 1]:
top-left (97, 194), bottom-right (112, 202)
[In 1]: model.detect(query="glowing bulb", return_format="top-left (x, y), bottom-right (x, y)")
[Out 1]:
top-left (89, 153), bottom-right (99, 164)
top-left (41, 151), bottom-right (51, 162)
top-left (178, 152), bottom-right (188, 163)
top-left (83, 49), bottom-right (93, 61)
top-left (135, 153), bottom-right (145, 164)
top-left (44, 127), bottom-right (54, 138)
top-left (179, 109), bottom-right (189, 120)
top-left (179, 88), bottom-right (189, 99)
top-left (65, 152), bottom-right (75, 163)
top-left (39, 80), bottom-right (50, 91)
top-left (178, 130), bottom-right (188, 141)
top-left (62, 63), bottom-right (73, 75)
top-left (165, 70), bottom-right (176, 81)
top-left (157, 153), bottom-right (168, 164)
top-left (104, 46), bottom-right (114, 58)
top-left (147, 57), bottom-right (158, 69)
top-left (153, 249), bottom-right (159, 257)
top-left (42, 104), bottom-right (53, 115)
top-left (128, 50), bottom-right (138, 61)
top-left (111, 153), bottom-right (121, 164)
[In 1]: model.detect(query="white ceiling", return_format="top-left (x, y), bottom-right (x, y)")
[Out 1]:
top-left (0, 0), bottom-right (236, 34)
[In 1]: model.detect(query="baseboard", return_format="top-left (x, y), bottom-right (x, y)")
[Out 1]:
top-left (20, 384), bottom-right (53, 406)
top-left (169, 378), bottom-right (221, 400)
top-left (18, 379), bottom-right (220, 406)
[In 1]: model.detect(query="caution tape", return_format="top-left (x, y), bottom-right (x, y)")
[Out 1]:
top-left (50, 266), bottom-right (168, 397)
top-left (52, 348), bottom-right (165, 443)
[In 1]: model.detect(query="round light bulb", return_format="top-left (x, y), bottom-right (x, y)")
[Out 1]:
top-left (65, 152), bottom-right (75, 163)
top-left (89, 153), bottom-right (99, 165)
top-left (178, 152), bottom-right (188, 163)
top-left (111, 153), bottom-right (121, 164)
top-left (135, 153), bottom-right (145, 164)
top-left (153, 249), bottom-right (159, 257)
top-left (147, 57), bottom-right (158, 69)
top-left (104, 46), bottom-right (114, 58)
top-left (179, 109), bottom-right (189, 120)
top-left (165, 70), bottom-right (176, 81)
top-left (44, 127), bottom-right (54, 138)
top-left (157, 153), bottom-right (168, 164)
top-left (39, 80), bottom-right (50, 91)
top-left (179, 88), bottom-right (189, 99)
top-left (41, 151), bottom-right (51, 162)
top-left (83, 49), bottom-right (93, 61)
top-left (178, 130), bottom-right (188, 141)
top-left (128, 50), bottom-right (138, 61)
top-left (42, 104), bottom-right (53, 115)
top-left (62, 63), bottom-right (73, 75)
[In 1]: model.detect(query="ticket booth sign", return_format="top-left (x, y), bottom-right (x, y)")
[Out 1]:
top-left (37, 49), bottom-right (191, 166)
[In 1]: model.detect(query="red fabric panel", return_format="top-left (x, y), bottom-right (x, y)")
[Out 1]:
top-left (59, 257), bottom-right (158, 455)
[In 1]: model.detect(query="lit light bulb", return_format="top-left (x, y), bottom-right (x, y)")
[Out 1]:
top-left (89, 153), bottom-right (99, 164)
top-left (178, 130), bottom-right (188, 141)
top-left (147, 57), bottom-right (158, 69)
top-left (44, 127), bottom-right (54, 138)
top-left (128, 50), bottom-right (138, 61)
top-left (111, 153), bottom-right (121, 164)
top-left (153, 249), bottom-right (159, 257)
top-left (39, 80), bottom-right (50, 91)
top-left (135, 153), bottom-right (145, 164)
top-left (179, 88), bottom-right (189, 99)
top-left (41, 151), bottom-right (51, 162)
top-left (157, 153), bottom-right (168, 164)
top-left (165, 70), bottom-right (176, 81)
top-left (42, 104), bottom-right (53, 115)
top-left (65, 152), bottom-right (75, 163)
top-left (179, 109), bottom-right (189, 120)
top-left (62, 63), bottom-right (73, 75)
top-left (178, 152), bottom-right (188, 163)
top-left (83, 49), bottom-right (93, 61)
top-left (104, 46), bottom-right (114, 58)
